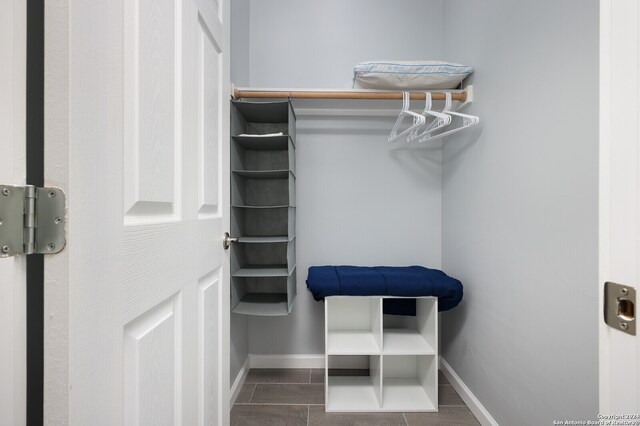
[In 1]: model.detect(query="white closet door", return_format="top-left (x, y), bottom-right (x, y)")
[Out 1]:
top-left (600, 0), bottom-right (640, 413)
top-left (44, 0), bottom-right (230, 424)
top-left (0, 0), bottom-right (26, 424)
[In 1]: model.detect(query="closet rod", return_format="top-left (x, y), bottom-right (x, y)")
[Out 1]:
top-left (233, 88), bottom-right (468, 103)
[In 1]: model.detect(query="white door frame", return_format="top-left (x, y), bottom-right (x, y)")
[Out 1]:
top-left (599, 0), bottom-right (640, 413)
top-left (0, 0), bottom-right (27, 424)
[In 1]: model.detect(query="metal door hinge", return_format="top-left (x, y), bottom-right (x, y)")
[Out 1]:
top-left (0, 185), bottom-right (66, 258)
top-left (604, 281), bottom-right (636, 336)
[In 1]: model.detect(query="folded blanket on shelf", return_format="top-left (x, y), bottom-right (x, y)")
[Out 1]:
top-left (306, 265), bottom-right (463, 314)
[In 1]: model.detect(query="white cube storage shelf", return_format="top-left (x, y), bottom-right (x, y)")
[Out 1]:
top-left (325, 296), bottom-right (438, 412)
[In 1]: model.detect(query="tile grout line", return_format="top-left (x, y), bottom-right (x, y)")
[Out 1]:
top-left (402, 412), bottom-right (409, 426)
top-left (307, 405), bottom-right (310, 426)
top-left (308, 369), bottom-right (312, 384)
top-left (247, 384), bottom-right (257, 404)
top-left (244, 382), bottom-right (316, 385)
top-left (233, 403), bottom-right (325, 406)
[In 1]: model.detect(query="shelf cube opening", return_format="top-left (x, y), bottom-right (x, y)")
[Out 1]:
top-left (382, 355), bottom-right (437, 411)
top-left (326, 355), bottom-right (382, 411)
top-left (382, 297), bottom-right (437, 355)
top-left (326, 297), bottom-right (382, 355)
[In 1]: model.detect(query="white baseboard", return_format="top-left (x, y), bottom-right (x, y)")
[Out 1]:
top-left (439, 356), bottom-right (498, 426)
top-left (248, 354), bottom-right (325, 369)
top-left (230, 357), bottom-right (250, 406)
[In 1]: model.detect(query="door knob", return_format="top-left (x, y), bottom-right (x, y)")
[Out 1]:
top-left (223, 232), bottom-right (238, 250)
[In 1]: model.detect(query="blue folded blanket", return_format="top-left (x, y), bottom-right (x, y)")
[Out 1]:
top-left (306, 265), bottom-right (463, 313)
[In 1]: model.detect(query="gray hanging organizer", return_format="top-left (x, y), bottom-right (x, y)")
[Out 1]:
top-left (230, 100), bottom-right (297, 316)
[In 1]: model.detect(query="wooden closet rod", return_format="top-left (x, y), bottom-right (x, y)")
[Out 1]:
top-left (234, 88), bottom-right (467, 103)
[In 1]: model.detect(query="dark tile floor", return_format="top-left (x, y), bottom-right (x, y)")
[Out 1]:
top-left (231, 369), bottom-right (481, 426)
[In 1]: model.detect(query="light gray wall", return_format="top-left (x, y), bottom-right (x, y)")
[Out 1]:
top-left (229, 0), bottom-right (251, 386)
top-left (440, 1), bottom-right (599, 424)
top-left (248, 0), bottom-right (444, 88)
top-left (231, 0), bottom-right (250, 86)
top-left (230, 313), bottom-right (248, 386)
top-left (242, 0), bottom-right (446, 355)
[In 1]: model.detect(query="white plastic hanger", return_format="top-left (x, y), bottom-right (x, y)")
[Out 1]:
top-left (408, 92), bottom-right (451, 142)
top-left (388, 92), bottom-right (425, 143)
top-left (417, 92), bottom-right (479, 142)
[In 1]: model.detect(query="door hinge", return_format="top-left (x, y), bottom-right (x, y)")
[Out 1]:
top-left (0, 185), bottom-right (66, 258)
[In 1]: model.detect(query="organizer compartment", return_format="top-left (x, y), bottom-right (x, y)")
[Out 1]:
top-left (231, 273), bottom-right (296, 316)
top-left (231, 240), bottom-right (295, 276)
top-left (231, 136), bottom-right (295, 174)
top-left (231, 172), bottom-right (295, 207)
top-left (231, 206), bottom-right (295, 238)
top-left (231, 101), bottom-right (295, 137)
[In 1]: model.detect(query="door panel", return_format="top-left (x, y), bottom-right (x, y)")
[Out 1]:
top-left (124, 0), bottom-right (179, 221)
top-left (198, 269), bottom-right (221, 426)
top-left (198, 20), bottom-right (221, 216)
top-left (44, 0), bottom-right (230, 423)
top-left (124, 296), bottom-right (180, 426)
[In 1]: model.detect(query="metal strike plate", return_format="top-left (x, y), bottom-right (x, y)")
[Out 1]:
top-left (604, 281), bottom-right (636, 336)
top-left (0, 184), bottom-right (66, 257)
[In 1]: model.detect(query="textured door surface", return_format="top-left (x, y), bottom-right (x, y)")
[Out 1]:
top-left (600, 0), bottom-right (640, 413)
top-left (0, 0), bottom-right (26, 424)
top-left (44, 0), bottom-right (230, 424)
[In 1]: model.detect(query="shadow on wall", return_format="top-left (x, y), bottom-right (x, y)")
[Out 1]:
top-left (441, 124), bottom-right (483, 165)
top-left (440, 293), bottom-right (469, 344)
top-left (389, 121), bottom-right (482, 183)
top-left (389, 144), bottom-right (442, 182)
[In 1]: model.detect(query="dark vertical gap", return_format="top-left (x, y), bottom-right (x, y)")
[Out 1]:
top-left (26, 0), bottom-right (44, 424)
